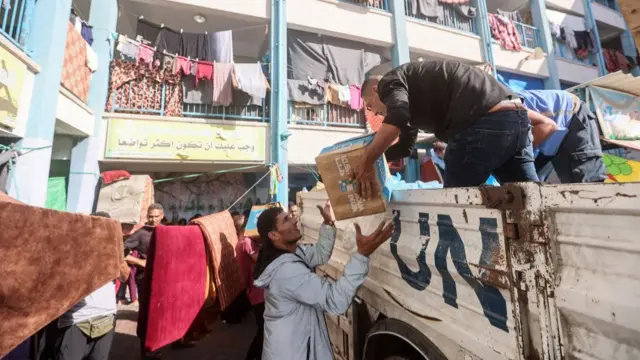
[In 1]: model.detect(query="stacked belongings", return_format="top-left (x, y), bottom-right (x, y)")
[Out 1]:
top-left (0, 192), bottom-right (124, 358)
top-left (137, 210), bottom-right (246, 352)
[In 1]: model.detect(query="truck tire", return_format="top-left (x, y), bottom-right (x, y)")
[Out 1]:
top-left (364, 319), bottom-right (448, 360)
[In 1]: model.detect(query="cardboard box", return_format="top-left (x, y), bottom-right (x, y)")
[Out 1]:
top-left (245, 202), bottom-right (283, 240)
top-left (315, 134), bottom-right (391, 221)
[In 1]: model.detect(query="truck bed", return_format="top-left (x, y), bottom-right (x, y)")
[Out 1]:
top-left (298, 182), bottom-right (640, 360)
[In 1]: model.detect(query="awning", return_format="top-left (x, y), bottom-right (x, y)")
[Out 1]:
top-left (568, 71), bottom-right (640, 151)
top-left (567, 71), bottom-right (640, 97)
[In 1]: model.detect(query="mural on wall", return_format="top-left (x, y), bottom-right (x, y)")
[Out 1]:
top-left (603, 153), bottom-right (640, 183)
top-left (153, 172), bottom-right (268, 223)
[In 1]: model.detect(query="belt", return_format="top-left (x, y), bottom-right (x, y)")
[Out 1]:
top-left (488, 98), bottom-right (526, 113)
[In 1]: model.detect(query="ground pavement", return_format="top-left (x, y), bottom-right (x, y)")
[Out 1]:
top-left (109, 302), bottom-right (256, 360)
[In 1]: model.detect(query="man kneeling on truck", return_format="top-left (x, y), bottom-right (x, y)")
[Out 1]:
top-left (253, 201), bottom-right (394, 360)
top-left (518, 89), bottom-right (607, 183)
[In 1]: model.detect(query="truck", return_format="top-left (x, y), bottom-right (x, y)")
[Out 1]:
top-left (297, 181), bottom-right (640, 360)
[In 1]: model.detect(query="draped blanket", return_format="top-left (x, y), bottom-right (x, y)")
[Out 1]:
top-left (0, 192), bottom-right (123, 357)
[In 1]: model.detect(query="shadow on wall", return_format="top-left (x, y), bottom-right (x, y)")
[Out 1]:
top-left (153, 173), bottom-right (264, 223)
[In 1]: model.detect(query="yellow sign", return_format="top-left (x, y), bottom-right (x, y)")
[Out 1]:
top-left (105, 118), bottom-right (267, 162)
top-left (0, 45), bottom-right (26, 129)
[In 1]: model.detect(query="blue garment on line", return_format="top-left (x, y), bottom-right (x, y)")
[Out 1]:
top-left (518, 90), bottom-right (576, 157)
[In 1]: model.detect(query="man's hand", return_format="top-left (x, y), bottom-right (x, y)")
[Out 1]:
top-left (317, 200), bottom-right (335, 225)
top-left (353, 159), bottom-right (380, 200)
top-left (125, 254), bottom-right (144, 267)
top-left (354, 221), bottom-right (395, 257)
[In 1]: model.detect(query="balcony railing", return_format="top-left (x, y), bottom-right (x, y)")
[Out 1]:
top-left (554, 39), bottom-right (597, 67)
top-left (340, 0), bottom-right (389, 11)
top-left (108, 81), bottom-right (269, 122)
top-left (404, 0), bottom-right (476, 34)
top-left (289, 102), bottom-right (366, 128)
top-left (0, 0), bottom-right (32, 50)
top-left (513, 21), bottom-right (541, 49)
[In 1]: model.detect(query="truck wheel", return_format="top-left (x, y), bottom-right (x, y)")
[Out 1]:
top-left (364, 319), bottom-right (448, 360)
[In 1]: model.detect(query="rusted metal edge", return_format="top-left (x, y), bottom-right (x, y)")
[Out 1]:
top-left (480, 185), bottom-right (525, 210)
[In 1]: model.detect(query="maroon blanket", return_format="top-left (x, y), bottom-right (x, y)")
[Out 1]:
top-left (141, 225), bottom-right (208, 352)
top-left (0, 192), bottom-right (123, 357)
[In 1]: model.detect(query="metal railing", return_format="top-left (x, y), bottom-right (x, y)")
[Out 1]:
top-left (513, 21), bottom-right (541, 49)
top-left (340, 0), bottom-right (389, 11)
top-left (0, 0), bottom-right (32, 50)
top-left (554, 39), bottom-right (597, 67)
top-left (289, 102), bottom-right (366, 128)
top-left (404, 0), bottom-right (476, 34)
top-left (109, 81), bottom-right (269, 122)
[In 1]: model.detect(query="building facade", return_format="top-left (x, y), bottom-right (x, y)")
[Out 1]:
top-left (0, 0), bottom-right (637, 216)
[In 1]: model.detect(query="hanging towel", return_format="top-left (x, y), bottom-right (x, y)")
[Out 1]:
top-left (192, 211), bottom-right (246, 311)
top-left (0, 193), bottom-right (123, 358)
top-left (337, 85), bottom-right (351, 103)
top-left (349, 85), bottom-right (362, 110)
top-left (212, 63), bottom-right (234, 106)
top-left (206, 31), bottom-right (233, 63)
top-left (139, 225), bottom-right (208, 352)
top-left (175, 56), bottom-right (191, 76)
top-left (411, 0), bottom-right (439, 17)
top-left (86, 42), bottom-right (98, 72)
top-left (234, 63), bottom-right (267, 99)
top-left (183, 75), bottom-right (213, 105)
top-left (325, 84), bottom-right (341, 105)
top-left (565, 28), bottom-right (577, 49)
top-left (497, 9), bottom-right (522, 22)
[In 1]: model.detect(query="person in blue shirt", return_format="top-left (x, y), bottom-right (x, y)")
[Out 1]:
top-left (519, 90), bottom-right (607, 183)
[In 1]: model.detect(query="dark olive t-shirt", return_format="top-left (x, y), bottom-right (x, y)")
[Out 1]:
top-left (378, 60), bottom-right (513, 142)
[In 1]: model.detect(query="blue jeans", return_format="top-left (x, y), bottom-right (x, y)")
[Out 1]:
top-left (444, 109), bottom-right (539, 187)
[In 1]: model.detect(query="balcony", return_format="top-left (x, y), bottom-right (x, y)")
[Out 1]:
top-left (513, 21), bottom-right (541, 49)
top-left (404, 0), bottom-right (476, 34)
top-left (289, 102), bottom-right (366, 128)
top-left (0, 0), bottom-right (31, 51)
top-left (340, 0), bottom-right (389, 11)
top-left (592, 0), bottom-right (617, 10)
top-left (553, 39), bottom-right (599, 84)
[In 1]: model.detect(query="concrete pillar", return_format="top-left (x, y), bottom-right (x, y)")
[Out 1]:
top-left (7, 0), bottom-right (73, 206)
top-left (66, 0), bottom-right (118, 213)
top-left (475, 0), bottom-right (497, 77)
top-left (530, 0), bottom-right (561, 89)
top-left (390, 0), bottom-right (410, 66)
top-left (270, 0), bottom-right (289, 204)
top-left (583, 0), bottom-right (608, 76)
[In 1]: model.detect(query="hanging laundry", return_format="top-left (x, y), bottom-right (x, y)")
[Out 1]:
top-left (549, 22), bottom-right (562, 40)
top-left (136, 19), bottom-right (162, 46)
top-left (183, 75), bottom-right (213, 105)
top-left (603, 49), bottom-right (632, 73)
top-left (74, 16), bottom-right (82, 34)
top-left (497, 9), bottom-right (522, 23)
top-left (117, 36), bottom-right (140, 61)
top-left (206, 31), bottom-right (233, 63)
top-left (81, 23), bottom-right (94, 46)
top-left (325, 84), bottom-right (341, 105)
top-left (137, 44), bottom-right (155, 69)
top-left (564, 28), bottom-right (577, 49)
top-left (181, 33), bottom-right (208, 60)
top-left (287, 79), bottom-right (325, 105)
top-left (454, 5), bottom-right (477, 18)
top-left (154, 28), bottom-right (182, 64)
top-left (487, 13), bottom-right (523, 51)
top-left (410, 0), bottom-right (439, 18)
top-left (233, 88), bottom-right (263, 107)
top-left (162, 54), bottom-right (176, 73)
top-left (190, 60), bottom-right (198, 76)
top-left (234, 63), bottom-right (267, 99)
top-left (212, 63), bottom-right (234, 106)
top-left (337, 85), bottom-right (351, 103)
top-left (349, 85), bottom-right (362, 110)
top-left (194, 60), bottom-right (213, 86)
top-left (86, 42), bottom-right (98, 72)
top-left (175, 56), bottom-right (191, 76)
top-left (574, 30), bottom-right (594, 59)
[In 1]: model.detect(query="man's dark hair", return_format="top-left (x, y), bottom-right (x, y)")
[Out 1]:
top-left (148, 203), bottom-right (164, 212)
top-left (254, 206), bottom-right (287, 280)
top-left (92, 211), bottom-right (111, 218)
top-left (288, 201), bottom-right (296, 209)
top-left (230, 210), bottom-right (241, 217)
